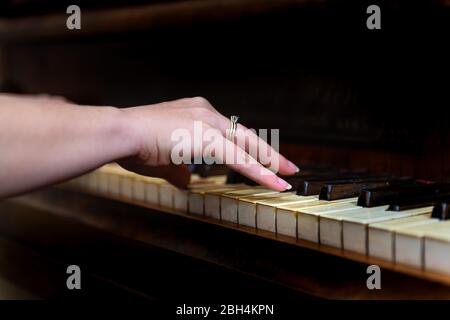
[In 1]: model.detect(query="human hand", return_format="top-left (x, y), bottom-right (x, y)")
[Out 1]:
top-left (119, 97), bottom-right (299, 191)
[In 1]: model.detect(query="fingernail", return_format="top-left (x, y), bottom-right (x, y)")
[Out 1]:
top-left (287, 161), bottom-right (300, 173)
top-left (277, 177), bottom-right (292, 190)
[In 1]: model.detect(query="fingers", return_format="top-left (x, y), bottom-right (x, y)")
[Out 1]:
top-left (212, 134), bottom-right (292, 192)
top-left (207, 112), bottom-right (299, 176)
top-left (117, 160), bottom-right (191, 189)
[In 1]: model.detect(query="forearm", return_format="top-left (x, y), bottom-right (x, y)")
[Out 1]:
top-left (0, 96), bottom-right (136, 198)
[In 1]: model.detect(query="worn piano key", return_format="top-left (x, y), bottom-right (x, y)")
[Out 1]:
top-left (276, 205), bottom-right (299, 238)
top-left (238, 193), bottom-right (296, 228)
top-left (133, 174), bottom-right (169, 203)
top-left (358, 183), bottom-right (450, 208)
top-left (119, 171), bottom-right (135, 199)
top-left (319, 177), bottom-right (412, 201)
top-left (340, 206), bottom-right (432, 254)
top-left (75, 174), bottom-right (90, 190)
top-left (276, 197), bottom-right (356, 238)
top-left (203, 185), bottom-right (250, 220)
top-left (256, 195), bottom-right (318, 232)
top-left (395, 221), bottom-right (450, 269)
top-left (144, 177), bottom-right (166, 205)
top-left (159, 183), bottom-right (176, 208)
top-left (86, 171), bottom-right (99, 191)
top-left (132, 175), bottom-right (148, 202)
top-left (319, 206), bottom-right (389, 249)
top-left (424, 224), bottom-right (450, 275)
top-left (107, 170), bottom-right (121, 196)
top-left (97, 167), bottom-right (110, 193)
top-left (172, 180), bottom-right (220, 212)
top-left (96, 163), bottom-right (120, 194)
top-left (296, 200), bottom-right (360, 242)
top-left (170, 174), bottom-right (206, 210)
top-left (204, 188), bottom-right (277, 223)
top-left (159, 174), bottom-right (206, 208)
top-left (368, 214), bottom-right (438, 261)
top-left (173, 189), bottom-right (189, 211)
top-left (188, 185), bottom-right (242, 216)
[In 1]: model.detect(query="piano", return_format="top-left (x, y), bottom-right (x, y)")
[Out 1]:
top-left (0, 0), bottom-right (450, 300)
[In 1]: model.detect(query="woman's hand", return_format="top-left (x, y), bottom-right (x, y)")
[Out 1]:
top-left (119, 97), bottom-right (299, 191)
top-left (0, 93), bottom-right (298, 198)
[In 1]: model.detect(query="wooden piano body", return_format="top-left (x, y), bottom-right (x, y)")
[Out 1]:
top-left (0, 0), bottom-right (449, 299)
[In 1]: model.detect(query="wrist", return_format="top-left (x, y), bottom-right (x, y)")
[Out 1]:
top-left (100, 106), bottom-right (142, 160)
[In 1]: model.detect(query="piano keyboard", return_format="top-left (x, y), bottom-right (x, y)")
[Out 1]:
top-left (64, 163), bottom-right (450, 283)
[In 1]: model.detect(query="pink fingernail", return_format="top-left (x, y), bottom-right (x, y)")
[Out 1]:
top-left (277, 177), bottom-right (292, 190)
top-left (287, 161), bottom-right (300, 173)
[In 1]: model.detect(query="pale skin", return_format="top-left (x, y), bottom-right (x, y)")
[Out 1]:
top-left (0, 93), bottom-right (299, 198)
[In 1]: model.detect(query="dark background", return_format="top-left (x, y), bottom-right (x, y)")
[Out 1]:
top-left (0, 0), bottom-right (449, 175)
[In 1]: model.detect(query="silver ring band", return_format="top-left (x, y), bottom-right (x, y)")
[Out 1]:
top-left (228, 115), bottom-right (239, 140)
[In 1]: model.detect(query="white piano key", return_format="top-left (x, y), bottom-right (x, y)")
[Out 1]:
top-left (238, 193), bottom-right (293, 228)
top-left (204, 193), bottom-right (221, 220)
top-left (188, 186), bottom-right (240, 216)
top-left (145, 182), bottom-right (159, 205)
top-left (219, 188), bottom-right (277, 223)
top-left (276, 200), bottom-right (347, 239)
top-left (76, 175), bottom-right (90, 189)
top-left (341, 207), bottom-right (432, 254)
top-left (425, 225), bottom-right (450, 276)
top-left (203, 186), bottom-right (258, 220)
top-left (96, 164), bottom-right (113, 194)
top-left (395, 221), bottom-right (450, 269)
top-left (221, 197), bottom-right (239, 223)
top-left (97, 171), bottom-right (109, 193)
top-left (120, 173), bottom-right (134, 199)
top-left (189, 193), bottom-right (205, 215)
top-left (425, 239), bottom-right (450, 275)
top-left (319, 206), bottom-right (389, 249)
top-left (297, 198), bottom-right (359, 243)
top-left (159, 184), bottom-right (175, 208)
top-left (238, 201), bottom-right (257, 227)
top-left (86, 171), bottom-right (98, 191)
top-left (396, 232), bottom-right (423, 268)
top-left (132, 178), bottom-right (146, 202)
top-left (368, 214), bottom-right (436, 261)
top-left (173, 189), bottom-right (189, 212)
top-left (107, 173), bottom-right (120, 196)
top-left (256, 195), bottom-right (317, 233)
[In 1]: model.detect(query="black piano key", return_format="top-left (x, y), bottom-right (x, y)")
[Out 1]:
top-left (358, 183), bottom-right (450, 208)
top-left (318, 177), bottom-right (413, 201)
top-left (432, 201), bottom-right (450, 220)
top-left (281, 170), bottom-right (342, 192)
top-left (297, 173), bottom-right (391, 196)
top-left (227, 164), bottom-right (341, 189)
top-left (191, 164), bottom-right (229, 178)
top-left (226, 170), bottom-right (259, 185)
top-left (388, 193), bottom-right (450, 211)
